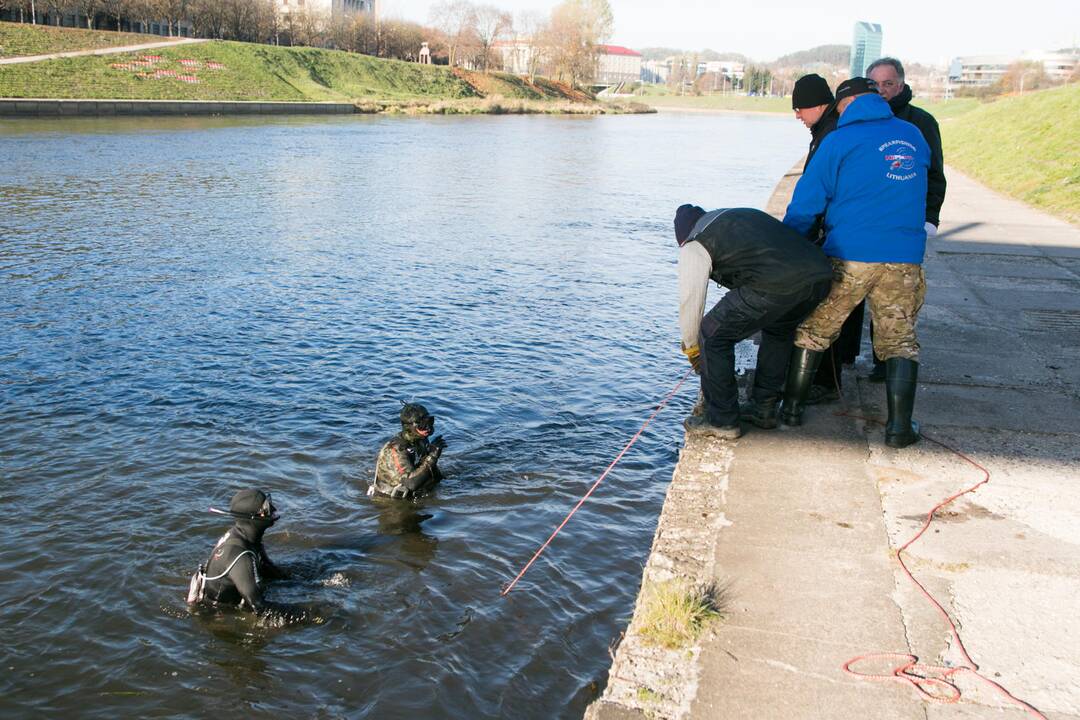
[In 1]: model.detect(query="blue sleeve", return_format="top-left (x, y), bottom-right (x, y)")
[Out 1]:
top-left (783, 136), bottom-right (839, 237)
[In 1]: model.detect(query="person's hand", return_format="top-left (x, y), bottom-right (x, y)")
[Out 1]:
top-left (682, 344), bottom-right (702, 374)
top-left (430, 435), bottom-right (446, 452)
top-left (925, 221), bottom-right (938, 238)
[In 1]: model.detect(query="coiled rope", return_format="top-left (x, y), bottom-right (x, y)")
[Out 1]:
top-left (830, 363), bottom-right (1046, 717)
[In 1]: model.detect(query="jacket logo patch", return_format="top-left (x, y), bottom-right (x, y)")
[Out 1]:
top-left (879, 139), bottom-right (918, 180)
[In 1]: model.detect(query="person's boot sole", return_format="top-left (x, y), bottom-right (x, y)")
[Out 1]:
top-left (683, 417), bottom-right (744, 440)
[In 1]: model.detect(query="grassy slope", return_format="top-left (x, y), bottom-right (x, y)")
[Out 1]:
top-left (939, 84), bottom-right (1080, 224)
top-left (0, 24), bottom-right (591, 104)
top-left (0, 20), bottom-right (161, 58)
top-left (0, 40), bottom-right (481, 101)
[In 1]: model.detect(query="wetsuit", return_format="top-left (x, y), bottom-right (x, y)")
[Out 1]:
top-left (200, 518), bottom-right (285, 614)
top-left (372, 432), bottom-right (443, 499)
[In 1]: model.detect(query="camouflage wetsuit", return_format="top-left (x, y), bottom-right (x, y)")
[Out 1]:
top-left (372, 432), bottom-right (443, 499)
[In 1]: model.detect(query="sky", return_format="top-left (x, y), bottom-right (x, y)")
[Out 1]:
top-left (378, 0), bottom-right (1079, 66)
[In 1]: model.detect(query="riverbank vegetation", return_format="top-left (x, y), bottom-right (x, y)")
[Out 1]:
top-left (0, 0), bottom-right (617, 90)
top-left (938, 83), bottom-right (1080, 225)
top-left (637, 581), bottom-right (726, 650)
top-left (0, 21), bottom-right (657, 113)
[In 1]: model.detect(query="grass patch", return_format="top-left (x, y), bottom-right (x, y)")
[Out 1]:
top-left (916, 97), bottom-right (981, 121)
top-left (940, 83), bottom-right (1080, 225)
top-left (0, 20), bottom-right (160, 58)
top-left (637, 580), bottom-right (726, 649)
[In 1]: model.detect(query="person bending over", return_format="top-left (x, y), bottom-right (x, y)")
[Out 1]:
top-left (676, 205), bottom-right (833, 438)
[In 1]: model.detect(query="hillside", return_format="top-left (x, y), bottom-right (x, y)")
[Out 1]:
top-left (772, 44), bottom-right (849, 67)
top-left (940, 83), bottom-right (1080, 224)
top-left (0, 21), bottom-right (160, 58)
top-left (0, 23), bottom-right (614, 111)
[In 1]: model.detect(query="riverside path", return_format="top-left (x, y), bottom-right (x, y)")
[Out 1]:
top-left (589, 165), bottom-right (1080, 720)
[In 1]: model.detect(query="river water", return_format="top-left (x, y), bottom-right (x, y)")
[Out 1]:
top-left (0, 111), bottom-right (803, 719)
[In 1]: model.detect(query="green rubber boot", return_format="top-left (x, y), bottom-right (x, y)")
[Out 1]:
top-left (884, 358), bottom-right (921, 448)
top-left (780, 348), bottom-right (824, 427)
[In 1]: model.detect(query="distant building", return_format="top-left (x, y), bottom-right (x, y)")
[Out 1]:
top-left (703, 61), bottom-right (745, 81)
top-left (595, 45), bottom-right (642, 85)
top-left (642, 59), bottom-right (671, 83)
top-left (947, 51), bottom-right (1079, 95)
top-left (278, 0), bottom-right (376, 22)
top-left (849, 21), bottom-right (883, 77)
top-left (495, 40), bottom-right (538, 75)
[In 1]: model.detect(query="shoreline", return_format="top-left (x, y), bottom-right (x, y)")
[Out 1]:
top-left (0, 96), bottom-right (655, 117)
top-left (587, 164), bottom-right (1080, 719)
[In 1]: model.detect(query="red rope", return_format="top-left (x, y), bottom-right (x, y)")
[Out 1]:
top-left (500, 368), bottom-right (694, 597)
top-left (838, 406), bottom-right (1047, 718)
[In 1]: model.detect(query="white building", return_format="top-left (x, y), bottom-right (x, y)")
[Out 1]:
top-left (278, 0), bottom-right (376, 21)
top-left (948, 50), bottom-right (1079, 92)
top-left (495, 40), bottom-right (543, 76)
top-left (595, 45), bottom-right (642, 85)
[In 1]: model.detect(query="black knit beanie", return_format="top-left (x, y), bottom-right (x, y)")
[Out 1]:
top-left (791, 74), bottom-right (834, 109)
top-left (674, 204), bottom-right (706, 246)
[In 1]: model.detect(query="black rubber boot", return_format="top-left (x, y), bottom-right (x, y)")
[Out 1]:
top-left (884, 357), bottom-right (921, 448)
top-left (780, 348), bottom-right (824, 426)
top-left (740, 398), bottom-right (779, 429)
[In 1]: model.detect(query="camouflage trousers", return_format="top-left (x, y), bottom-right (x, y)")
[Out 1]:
top-left (796, 260), bottom-right (927, 361)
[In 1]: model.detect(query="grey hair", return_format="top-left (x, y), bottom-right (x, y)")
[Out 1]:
top-left (866, 57), bottom-right (905, 82)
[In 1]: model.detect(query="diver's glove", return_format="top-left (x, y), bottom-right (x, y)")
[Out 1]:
top-left (427, 436), bottom-right (445, 461)
top-left (681, 343), bottom-right (702, 374)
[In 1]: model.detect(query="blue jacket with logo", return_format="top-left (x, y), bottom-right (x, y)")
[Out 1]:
top-left (783, 93), bottom-right (930, 264)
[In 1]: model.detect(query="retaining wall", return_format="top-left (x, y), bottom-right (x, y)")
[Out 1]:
top-left (0, 99), bottom-right (357, 116)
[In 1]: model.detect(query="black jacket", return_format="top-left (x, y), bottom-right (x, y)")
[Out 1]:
top-left (804, 107), bottom-right (839, 169)
top-left (688, 208), bottom-right (833, 293)
top-left (890, 86), bottom-right (946, 226)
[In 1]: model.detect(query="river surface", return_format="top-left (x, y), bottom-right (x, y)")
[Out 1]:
top-left (0, 111), bottom-right (804, 719)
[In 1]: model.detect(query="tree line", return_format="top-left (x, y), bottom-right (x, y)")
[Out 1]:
top-left (0, 0), bottom-right (616, 86)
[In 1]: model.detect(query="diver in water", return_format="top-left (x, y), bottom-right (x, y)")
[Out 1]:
top-left (370, 403), bottom-right (446, 499)
top-left (187, 489), bottom-right (301, 622)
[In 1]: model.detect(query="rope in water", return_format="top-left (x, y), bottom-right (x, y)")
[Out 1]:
top-left (829, 364), bottom-right (1046, 717)
top-left (499, 368), bottom-right (694, 597)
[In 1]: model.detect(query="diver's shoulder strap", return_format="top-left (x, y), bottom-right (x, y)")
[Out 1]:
top-left (203, 549), bottom-right (257, 581)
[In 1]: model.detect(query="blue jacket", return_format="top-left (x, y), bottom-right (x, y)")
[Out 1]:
top-left (783, 93), bottom-right (930, 263)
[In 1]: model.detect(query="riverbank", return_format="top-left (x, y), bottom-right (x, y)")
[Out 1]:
top-left (0, 22), bottom-right (651, 115)
top-left (588, 164), bottom-right (1080, 719)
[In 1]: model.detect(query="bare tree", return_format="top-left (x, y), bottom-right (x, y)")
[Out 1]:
top-left (547, 0), bottom-right (612, 87)
top-left (513, 10), bottom-right (548, 80)
top-left (470, 4), bottom-right (509, 72)
top-left (429, 0), bottom-right (477, 68)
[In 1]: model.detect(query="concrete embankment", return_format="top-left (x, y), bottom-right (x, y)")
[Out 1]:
top-left (588, 165), bottom-right (1080, 719)
top-left (0, 98), bottom-right (356, 116)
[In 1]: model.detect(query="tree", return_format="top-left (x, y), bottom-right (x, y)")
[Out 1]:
top-left (471, 4), bottom-right (510, 72)
top-left (513, 10), bottom-right (548, 80)
top-left (380, 18), bottom-right (426, 60)
top-left (429, 0), bottom-right (478, 67)
top-left (547, 0), bottom-right (612, 87)
top-left (996, 60), bottom-right (1050, 94)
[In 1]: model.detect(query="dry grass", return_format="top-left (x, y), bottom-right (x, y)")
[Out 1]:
top-left (637, 580), bottom-right (726, 649)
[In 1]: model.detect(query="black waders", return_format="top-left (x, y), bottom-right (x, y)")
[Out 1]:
top-left (884, 358), bottom-right (920, 448)
top-left (780, 348), bottom-right (824, 426)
